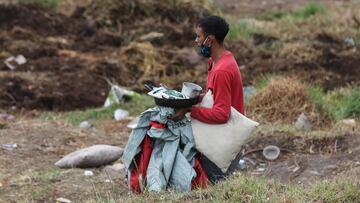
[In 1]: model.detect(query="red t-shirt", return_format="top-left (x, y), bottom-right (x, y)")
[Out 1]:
top-left (191, 51), bottom-right (244, 124)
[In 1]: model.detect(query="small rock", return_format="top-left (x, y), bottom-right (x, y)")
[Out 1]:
top-left (294, 113), bottom-right (311, 131)
top-left (56, 197), bottom-right (72, 203)
top-left (79, 121), bottom-right (93, 129)
top-left (114, 109), bottom-right (129, 121)
top-left (84, 170), bottom-right (94, 177)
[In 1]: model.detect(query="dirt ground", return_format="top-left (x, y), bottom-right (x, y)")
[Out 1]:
top-left (0, 118), bottom-right (131, 202)
top-left (0, 118), bottom-right (359, 202)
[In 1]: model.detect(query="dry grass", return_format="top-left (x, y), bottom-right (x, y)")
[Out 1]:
top-left (246, 77), bottom-right (324, 127)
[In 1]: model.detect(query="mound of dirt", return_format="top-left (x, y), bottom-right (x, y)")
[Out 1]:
top-left (83, 0), bottom-right (217, 47)
top-left (0, 2), bottom-right (210, 111)
top-left (246, 77), bottom-right (324, 126)
top-left (229, 32), bottom-right (360, 90)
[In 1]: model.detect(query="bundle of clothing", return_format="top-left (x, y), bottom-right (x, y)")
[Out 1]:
top-left (122, 106), bottom-right (208, 193)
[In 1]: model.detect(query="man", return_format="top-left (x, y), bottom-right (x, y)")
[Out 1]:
top-left (170, 16), bottom-right (245, 182)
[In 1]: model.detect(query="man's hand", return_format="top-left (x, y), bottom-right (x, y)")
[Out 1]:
top-left (197, 92), bottom-right (206, 103)
top-left (168, 108), bottom-right (191, 122)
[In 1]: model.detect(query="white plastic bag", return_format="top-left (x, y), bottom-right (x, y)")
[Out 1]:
top-left (191, 91), bottom-right (259, 173)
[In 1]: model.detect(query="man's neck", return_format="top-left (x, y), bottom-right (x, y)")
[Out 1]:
top-left (211, 45), bottom-right (226, 64)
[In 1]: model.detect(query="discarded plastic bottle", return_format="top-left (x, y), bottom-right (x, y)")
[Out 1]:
top-left (238, 159), bottom-right (246, 170)
top-left (1, 143), bottom-right (17, 150)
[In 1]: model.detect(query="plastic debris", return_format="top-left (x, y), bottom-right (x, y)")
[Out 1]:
top-left (104, 85), bottom-right (137, 107)
top-left (255, 167), bottom-right (266, 172)
top-left (294, 113), bottom-right (311, 131)
top-left (56, 197), bottom-right (72, 203)
top-left (79, 121), bottom-right (93, 129)
top-left (238, 159), bottom-right (246, 170)
top-left (114, 109), bottom-right (129, 121)
top-left (243, 86), bottom-right (256, 102)
top-left (4, 55), bottom-right (27, 70)
top-left (263, 145), bottom-right (281, 161)
top-left (1, 143), bottom-right (17, 150)
top-left (84, 170), bottom-right (94, 176)
top-left (344, 37), bottom-right (356, 47)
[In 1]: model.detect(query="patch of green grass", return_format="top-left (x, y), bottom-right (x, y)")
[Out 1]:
top-left (307, 85), bottom-right (360, 120)
top-left (307, 84), bottom-right (328, 115)
top-left (306, 179), bottom-right (360, 202)
top-left (326, 86), bottom-right (360, 120)
top-left (294, 2), bottom-right (326, 19)
top-left (111, 175), bottom-right (360, 202)
top-left (41, 94), bottom-right (155, 125)
top-left (17, 0), bottom-right (59, 8)
top-left (253, 74), bottom-right (281, 90)
top-left (355, 32), bottom-right (360, 46)
top-left (228, 20), bottom-right (259, 40)
top-left (259, 2), bottom-right (326, 21)
top-left (32, 168), bottom-right (61, 183)
top-left (30, 168), bottom-right (61, 201)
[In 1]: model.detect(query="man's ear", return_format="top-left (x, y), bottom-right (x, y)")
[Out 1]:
top-left (207, 35), bottom-right (216, 46)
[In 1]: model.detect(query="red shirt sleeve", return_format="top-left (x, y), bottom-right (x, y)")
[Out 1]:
top-left (191, 70), bottom-right (232, 124)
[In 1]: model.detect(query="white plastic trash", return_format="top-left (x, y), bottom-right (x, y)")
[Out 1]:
top-left (79, 121), bottom-right (93, 129)
top-left (4, 55), bottom-right (27, 70)
top-left (104, 85), bottom-right (135, 107)
top-left (84, 170), bottom-right (94, 176)
top-left (114, 109), bottom-right (129, 121)
top-left (262, 145), bottom-right (280, 160)
top-left (294, 113), bottom-right (311, 131)
top-left (181, 82), bottom-right (202, 98)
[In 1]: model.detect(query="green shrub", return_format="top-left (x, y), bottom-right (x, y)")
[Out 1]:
top-left (307, 85), bottom-right (360, 120)
top-left (327, 86), bottom-right (360, 120)
top-left (259, 2), bottom-right (326, 21)
top-left (228, 20), bottom-right (259, 40)
top-left (17, 0), bottom-right (59, 8)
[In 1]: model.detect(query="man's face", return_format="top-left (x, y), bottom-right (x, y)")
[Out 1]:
top-left (195, 26), bottom-right (206, 47)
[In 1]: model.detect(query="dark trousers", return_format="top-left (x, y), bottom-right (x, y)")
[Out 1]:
top-left (199, 153), bottom-right (240, 183)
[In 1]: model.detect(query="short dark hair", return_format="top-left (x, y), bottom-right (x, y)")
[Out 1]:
top-left (197, 16), bottom-right (229, 43)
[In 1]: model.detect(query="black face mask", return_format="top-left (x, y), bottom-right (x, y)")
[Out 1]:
top-left (199, 36), bottom-right (211, 58)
